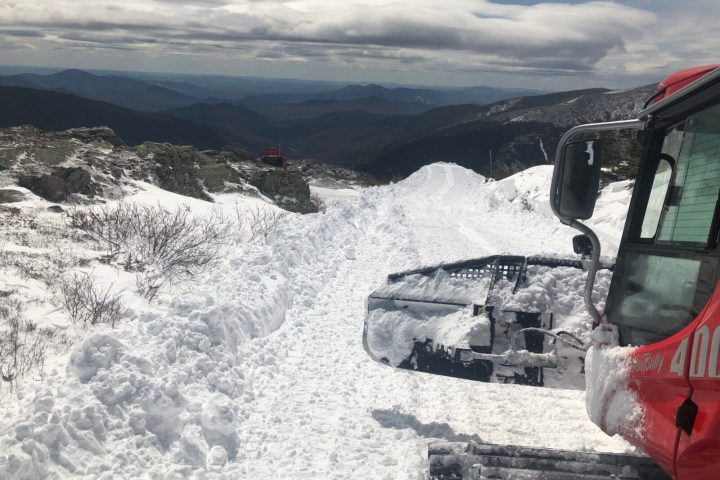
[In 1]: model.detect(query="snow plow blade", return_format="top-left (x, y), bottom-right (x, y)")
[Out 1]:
top-left (363, 255), bottom-right (609, 388)
top-left (428, 441), bottom-right (671, 479)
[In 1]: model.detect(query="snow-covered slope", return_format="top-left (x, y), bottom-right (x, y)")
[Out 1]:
top-left (0, 163), bottom-right (634, 479)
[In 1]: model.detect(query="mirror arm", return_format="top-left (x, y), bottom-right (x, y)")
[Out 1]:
top-left (569, 220), bottom-right (602, 327)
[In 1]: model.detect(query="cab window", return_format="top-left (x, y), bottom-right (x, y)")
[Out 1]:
top-left (657, 109), bottom-right (720, 244)
top-left (608, 102), bottom-right (720, 345)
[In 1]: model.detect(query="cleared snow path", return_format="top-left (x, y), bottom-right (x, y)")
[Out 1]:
top-left (0, 163), bottom-right (633, 479)
top-left (230, 164), bottom-right (632, 478)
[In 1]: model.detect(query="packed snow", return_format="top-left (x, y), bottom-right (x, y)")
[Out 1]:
top-left (0, 163), bottom-right (637, 479)
top-left (585, 343), bottom-right (643, 439)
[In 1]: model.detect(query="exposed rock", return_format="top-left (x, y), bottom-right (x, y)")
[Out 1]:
top-left (204, 147), bottom-right (254, 164)
top-left (46, 205), bottom-right (64, 213)
top-left (137, 143), bottom-right (212, 201)
top-left (289, 159), bottom-right (379, 187)
top-left (52, 167), bottom-right (100, 197)
top-left (250, 170), bottom-right (317, 214)
top-left (0, 135), bottom-right (75, 168)
top-left (0, 126), bottom-right (371, 211)
top-left (0, 189), bottom-right (26, 203)
top-left (16, 167), bottom-right (99, 202)
top-left (62, 127), bottom-right (125, 147)
top-left (198, 162), bottom-right (240, 192)
top-left (137, 142), bottom-right (241, 200)
top-left (18, 174), bottom-right (66, 202)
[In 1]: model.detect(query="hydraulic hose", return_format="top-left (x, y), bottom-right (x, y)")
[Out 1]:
top-left (510, 327), bottom-right (588, 352)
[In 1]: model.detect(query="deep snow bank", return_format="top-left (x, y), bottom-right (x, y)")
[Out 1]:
top-left (390, 163), bottom-right (629, 263)
top-left (0, 177), bottom-right (415, 478)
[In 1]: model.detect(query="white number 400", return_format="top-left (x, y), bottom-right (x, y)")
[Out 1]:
top-left (670, 326), bottom-right (720, 378)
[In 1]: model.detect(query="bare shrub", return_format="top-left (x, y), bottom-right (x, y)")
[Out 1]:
top-left (0, 292), bottom-right (54, 385)
top-left (67, 203), bottom-right (136, 259)
top-left (234, 206), bottom-right (285, 244)
top-left (60, 273), bottom-right (128, 327)
top-left (67, 202), bottom-right (235, 300)
top-left (1, 250), bottom-right (69, 284)
top-left (0, 240), bottom-right (6, 270)
top-left (131, 205), bottom-right (230, 270)
top-left (131, 205), bottom-right (233, 299)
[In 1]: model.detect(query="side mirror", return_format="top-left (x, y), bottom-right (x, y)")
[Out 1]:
top-left (550, 119), bottom-right (643, 223)
top-left (556, 139), bottom-right (601, 220)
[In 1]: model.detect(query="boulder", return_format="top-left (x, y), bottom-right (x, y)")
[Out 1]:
top-left (198, 162), bottom-right (240, 192)
top-left (16, 167), bottom-right (99, 202)
top-left (137, 143), bottom-right (211, 200)
top-left (53, 167), bottom-right (99, 197)
top-left (0, 189), bottom-right (26, 203)
top-left (250, 170), bottom-right (317, 213)
top-left (137, 142), bottom-right (242, 200)
top-left (63, 127), bottom-right (125, 147)
top-left (18, 175), bottom-right (66, 202)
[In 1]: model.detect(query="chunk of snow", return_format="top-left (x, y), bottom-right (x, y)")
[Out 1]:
top-left (585, 344), bottom-right (643, 438)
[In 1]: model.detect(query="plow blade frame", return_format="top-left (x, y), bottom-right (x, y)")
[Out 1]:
top-left (364, 255), bottom-right (598, 386)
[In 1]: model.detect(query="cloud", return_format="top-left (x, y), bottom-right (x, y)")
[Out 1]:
top-left (0, 29), bottom-right (45, 38)
top-left (0, 1), bottom-right (653, 70)
top-left (0, 36), bottom-right (33, 49)
top-left (0, 0), bottom-right (713, 87)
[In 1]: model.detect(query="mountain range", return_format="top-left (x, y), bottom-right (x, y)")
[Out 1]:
top-left (0, 68), bottom-right (654, 179)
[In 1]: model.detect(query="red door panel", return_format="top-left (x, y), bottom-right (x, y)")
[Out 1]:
top-left (627, 321), bottom-right (698, 478)
top-left (676, 291), bottom-right (720, 480)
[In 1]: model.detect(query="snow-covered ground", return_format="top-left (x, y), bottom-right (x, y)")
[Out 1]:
top-left (0, 163), bottom-right (635, 479)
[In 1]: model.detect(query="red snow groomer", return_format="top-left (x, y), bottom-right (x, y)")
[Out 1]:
top-left (259, 147), bottom-right (287, 169)
top-left (364, 65), bottom-right (720, 479)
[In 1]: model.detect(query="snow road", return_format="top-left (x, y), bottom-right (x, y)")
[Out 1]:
top-left (1, 163), bottom-right (633, 479)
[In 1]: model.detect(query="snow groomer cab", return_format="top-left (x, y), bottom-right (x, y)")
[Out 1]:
top-left (551, 64), bottom-right (720, 480)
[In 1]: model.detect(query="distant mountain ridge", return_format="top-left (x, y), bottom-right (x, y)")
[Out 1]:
top-left (163, 102), bottom-right (280, 151)
top-left (0, 69), bottom-right (201, 112)
top-left (0, 69), bottom-right (545, 115)
top-left (239, 83), bottom-right (545, 107)
top-left (0, 86), bottom-right (227, 149)
top-left (0, 68), bottom-right (656, 181)
top-left (244, 96), bottom-right (433, 121)
top-left (359, 84), bottom-right (655, 179)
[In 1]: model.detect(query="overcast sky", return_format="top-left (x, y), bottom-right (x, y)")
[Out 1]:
top-left (0, 0), bottom-right (716, 89)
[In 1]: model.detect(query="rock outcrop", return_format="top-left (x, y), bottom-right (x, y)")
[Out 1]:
top-left (250, 170), bottom-right (316, 214)
top-left (0, 125), bottom-right (364, 211)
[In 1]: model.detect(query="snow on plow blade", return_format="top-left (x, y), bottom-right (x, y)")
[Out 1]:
top-left (428, 441), bottom-right (671, 480)
top-left (363, 255), bottom-right (605, 388)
